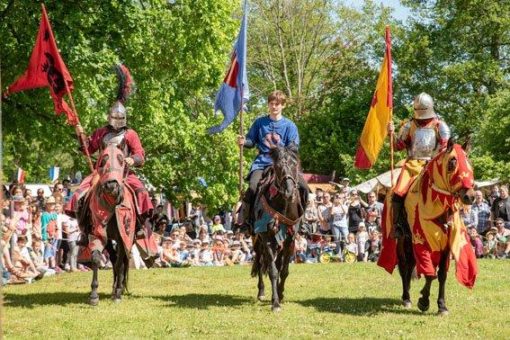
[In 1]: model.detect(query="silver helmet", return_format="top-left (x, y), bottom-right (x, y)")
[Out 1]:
top-left (108, 100), bottom-right (127, 130)
top-left (413, 92), bottom-right (436, 120)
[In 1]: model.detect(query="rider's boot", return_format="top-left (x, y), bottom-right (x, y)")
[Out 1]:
top-left (391, 194), bottom-right (406, 239)
top-left (135, 214), bottom-right (147, 239)
top-left (238, 198), bottom-right (253, 235)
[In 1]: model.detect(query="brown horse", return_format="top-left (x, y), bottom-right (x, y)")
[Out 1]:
top-left (81, 143), bottom-right (140, 305)
top-left (251, 144), bottom-right (308, 312)
top-left (378, 139), bottom-right (477, 315)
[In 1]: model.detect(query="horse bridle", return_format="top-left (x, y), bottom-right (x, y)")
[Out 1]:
top-left (273, 155), bottom-right (299, 202)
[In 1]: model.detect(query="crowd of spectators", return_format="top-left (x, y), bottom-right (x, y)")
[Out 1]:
top-left (1, 178), bottom-right (509, 285)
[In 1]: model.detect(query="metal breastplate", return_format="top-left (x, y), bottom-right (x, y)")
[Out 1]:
top-left (409, 127), bottom-right (438, 160)
top-left (101, 130), bottom-right (128, 156)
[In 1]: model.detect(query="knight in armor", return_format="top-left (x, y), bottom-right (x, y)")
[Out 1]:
top-left (65, 65), bottom-right (153, 244)
top-left (236, 90), bottom-right (308, 233)
top-left (388, 92), bottom-right (450, 238)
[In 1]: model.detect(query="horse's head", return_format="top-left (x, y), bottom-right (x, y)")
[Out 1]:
top-left (269, 142), bottom-right (300, 200)
top-left (426, 138), bottom-right (475, 205)
top-left (96, 144), bottom-right (126, 205)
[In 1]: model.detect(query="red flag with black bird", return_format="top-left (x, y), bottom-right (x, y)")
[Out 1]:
top-left (3, 4), bottom-right (78, 126)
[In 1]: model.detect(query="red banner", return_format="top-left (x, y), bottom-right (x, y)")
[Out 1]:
top-left (4, 4), bottom-right (78, 126)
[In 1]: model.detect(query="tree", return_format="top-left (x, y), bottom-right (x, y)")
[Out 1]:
top-left (1, 0), bottom-right (241, 210)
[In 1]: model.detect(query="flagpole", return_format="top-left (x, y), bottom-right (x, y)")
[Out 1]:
top-left (239, 88), bottom-right (244, 199)
top-left (386, 25), bottom-right (395, 188)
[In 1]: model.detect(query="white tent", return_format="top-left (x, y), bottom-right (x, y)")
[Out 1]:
top-left (353, 169), bottom-right (499, 194)
top-left (352, 168), bottom-right (402, 194)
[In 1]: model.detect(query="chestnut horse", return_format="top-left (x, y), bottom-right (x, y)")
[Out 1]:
top-left (83, 143), bottom-right (139, 305)
top-left (251, 144), bottom-right (308, 312)
top-left (378, 139), bottom-right (477, 315)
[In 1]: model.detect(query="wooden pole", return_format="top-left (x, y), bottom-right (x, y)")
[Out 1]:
top-left (239, 100), bottom-right (244, 199)
top-left (62, 79), bottom-right (94, 173)
top-left (390, 129), bottom-right (395, 187)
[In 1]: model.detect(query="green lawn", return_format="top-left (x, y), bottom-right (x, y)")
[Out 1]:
top-left (2, 260), bottom-right (509, 339)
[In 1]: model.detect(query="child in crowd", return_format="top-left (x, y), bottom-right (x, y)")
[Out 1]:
top-left (212, 237), bottom-right (226, 266)
top-left (366, 230), bottom-right (381, 262)
top-left (468, 227), bottom-right (484, 258)
top-left (356, 223), bottom-right (369, 262)
top-left (199, 240), bottom-right (213, 266)
top-left (230, 241), bottom-right (245, 264)
top-left (483, 229), bottom-right (498, 259)
top-left (30, 240), bottom-right (56, 277)
top-left (294, 232), bottom-right (308, 263)
top-left (344, 233), bottom-right (358, 262)
top-left (190, 239), bottom-right (202, 266)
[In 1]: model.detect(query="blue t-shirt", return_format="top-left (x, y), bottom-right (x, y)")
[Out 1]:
top-left (246, 115), bottom-right (299, 173)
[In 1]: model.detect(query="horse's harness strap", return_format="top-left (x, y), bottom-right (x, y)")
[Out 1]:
top-left (260, 194), bottom-right (300, 227)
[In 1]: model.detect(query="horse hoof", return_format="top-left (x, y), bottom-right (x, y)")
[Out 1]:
top-left (402, 300), bottom-right (412, 309)
top-left (89, 298), bottom-right (99, 306)
top-left (417, 298), bottom-right (429, 312)
top-left (272, 306), bottom-right (281, 313)
top-left (438, 309), bottom-right (449, 316)
top-left (258, 295), bottom-right (265, 301)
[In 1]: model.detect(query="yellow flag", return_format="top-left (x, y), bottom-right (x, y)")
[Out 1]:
top-left (354, 26), bottom-right (393, 169)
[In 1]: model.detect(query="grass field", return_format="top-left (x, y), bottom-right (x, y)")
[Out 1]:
top-left (2, 260), bottom-right (509, 339)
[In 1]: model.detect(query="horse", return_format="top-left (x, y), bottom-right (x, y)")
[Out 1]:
top-left (250, 143), bottom-right (308, 312)
top-left (80, 143), bottom-right (141, 305)
top-left (378, 139), bottom-right (478, 315)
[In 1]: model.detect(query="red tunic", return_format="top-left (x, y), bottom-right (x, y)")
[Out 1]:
top-left (65, 126), bottom-right (153, 217)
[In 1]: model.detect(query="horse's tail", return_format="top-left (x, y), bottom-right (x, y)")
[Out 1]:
top-left (251, 234), bottom-right (271, 277)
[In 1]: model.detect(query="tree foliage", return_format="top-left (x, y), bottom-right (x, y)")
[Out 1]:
top-left (1, 0), bottom-right (240, 210)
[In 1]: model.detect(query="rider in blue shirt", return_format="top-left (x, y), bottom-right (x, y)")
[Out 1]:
top-left (237, 90), bottom-right (307, 232)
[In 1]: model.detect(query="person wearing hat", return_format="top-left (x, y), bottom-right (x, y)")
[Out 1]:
top-left (199, 239), bottom-right (213, 266)
top-left (230, 240), bottom-right (244, 264)
top-left (494, 217), bottom-right (510, 258)
top-left (387, 92), bottom-right (451, 238)
top-left (41, 196), bottom-right (58, 271)
top-left (10, 195), bottom-right (30, 250)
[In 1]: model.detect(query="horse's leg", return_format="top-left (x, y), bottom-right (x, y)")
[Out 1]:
top-left (437, 250), bottom-right (449, 316)
top-left (397, 232), bottom-right (415, 308)
top-left (113, 239), bottom-right (125, 303)
top-left (266, 236), bottom-right (281, 312)
top-left (257, 269), bottom-right (265, 301)
top-left (277, 237), bottom-right (292, 303)
top-left (418, 276), bottom-right (433, 312)
top-left (89, 249), bottom-right (102, 306)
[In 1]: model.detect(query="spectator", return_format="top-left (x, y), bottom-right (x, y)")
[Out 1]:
top-left (302, 199), bottom-right (319, 235)
top-left (35, 188), bottom-right (46, 211)
top-left (230, 241), bottom-right (245, 264)
top-left (356, 222), bottom-right (369, 262)
top-left (64, 217), bottom-right (80, 272)
top-left (460, 204), bottom-right (478, 230)
top-left (29, 239), bottom-right (56, 277)
top-left (52, 181), bottom-right (65, 205)
top-left (199, 240), bottom-right (213, 266)
top-left (365, 191), bottom-right (383, 223)
top-left (294, 232), bottom-right (308, 263)
top-left (495, 218), bottom-right (510, 258)
top-left (211, 215), bottom-right (225, 235)
top-left (366, 230), bottom-right (381, 262)
top-left (10, 195), bottom-right (30, 251)
top-left (41, 197), bottom-right (59, 272)
top-left (488, 185), bottom-right (500, 207)
top-left (344, 233), bottom-right (358, 261)
top-left (365, 209), bottom-right (380, 233)
top-left (31, 205), bottom-right (42, 242)
top-left (468, 227), bottom-right (484, 258)
top-left (340, 177), bottom-right (351, 193)
top-left (472, 190), bottom-right (491, 235)
top-left (483, 230), bottom-right (498, 259)
top-left (190, 239), bottom-right (202, 266)
top-left (314, 188), bottom-right (323, 205)
top-left (317, 192), bottom-right (332, 235)
top-left (329, 193), bottom-right (348, 254)
top-left (347, 190), bottom-right (365, 234)
top-left (212, 237), bottom-right (226, 266)
top-left (491, 185), bottom-right (510, 229)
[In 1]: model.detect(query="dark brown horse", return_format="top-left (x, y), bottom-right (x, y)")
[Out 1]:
top-left (379, 139), bottom-right (477, 315)
top-left (251, 143), bottom-right (307, 312)
top-left (80, 143), bottom-right (139, 305)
